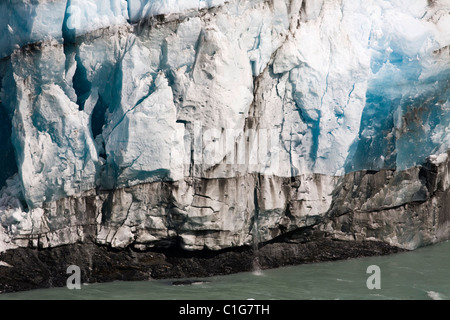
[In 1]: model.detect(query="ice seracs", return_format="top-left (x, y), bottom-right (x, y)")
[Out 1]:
top-left (106, 73), bottom-right (185, 186)
top-left (0, 0), bottom-right (228, 59)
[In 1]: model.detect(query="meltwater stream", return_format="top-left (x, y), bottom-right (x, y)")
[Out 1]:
top-left (1, 241), bottom-right (449, 300)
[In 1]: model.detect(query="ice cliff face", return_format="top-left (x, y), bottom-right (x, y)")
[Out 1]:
top-left (0, 0), bottom-right (449, 252)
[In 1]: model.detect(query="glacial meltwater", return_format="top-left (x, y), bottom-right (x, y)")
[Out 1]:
top-left (1, 241), bottom-right (449, 300)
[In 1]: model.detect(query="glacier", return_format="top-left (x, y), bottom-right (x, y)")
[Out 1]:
top-left (0, 0), bottom-right (450, 279)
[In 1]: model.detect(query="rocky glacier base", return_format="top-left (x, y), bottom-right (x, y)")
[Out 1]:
top-left (1, 0), bottom-right (450, 292)
top-left (3, 152), bottom-right (450, 253)
top-left (1, 152), bottom-right (449, 293)
top-left (0, 236), bottom-right (405, 293)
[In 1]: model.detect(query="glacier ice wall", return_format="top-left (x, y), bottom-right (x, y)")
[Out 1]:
top-left (346, 0), bottom-right (450, 172)
top-left (0, 0), bottom-right (449, 251)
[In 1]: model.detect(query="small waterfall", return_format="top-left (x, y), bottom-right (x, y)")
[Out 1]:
top-left (251, 178), bottom-right (263, 276)
top-left (252, 218), bottom-right (263, 275)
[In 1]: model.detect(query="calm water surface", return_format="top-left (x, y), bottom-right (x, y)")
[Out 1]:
top-left (1, 241), bottom-right (449, 300)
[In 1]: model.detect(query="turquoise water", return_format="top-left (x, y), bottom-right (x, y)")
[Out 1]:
top-left (1, 241), bottom-right (449, 300)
